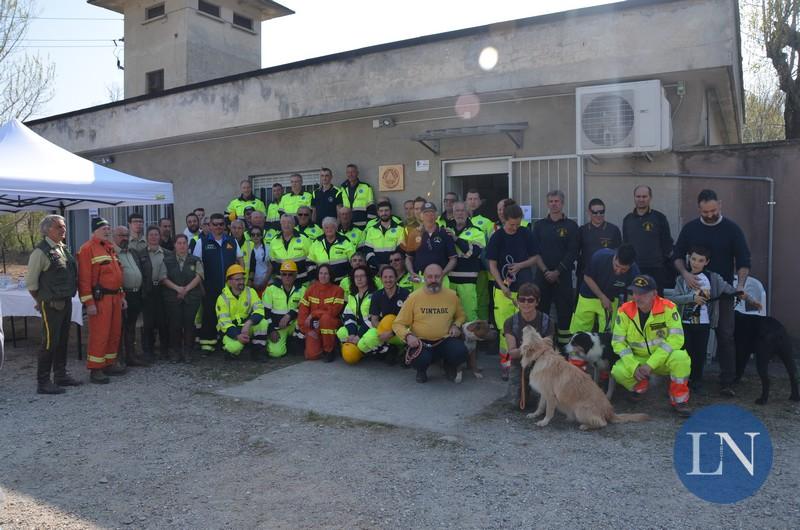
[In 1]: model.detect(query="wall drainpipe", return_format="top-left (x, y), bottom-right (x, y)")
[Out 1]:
top-left (583, 170), bottom-right (775, 315)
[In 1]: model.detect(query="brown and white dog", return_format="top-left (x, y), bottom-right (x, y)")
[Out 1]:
top-left (520, 326), bottom-right (648, 430)
top-left (459, 320), bottom-right (497, 382)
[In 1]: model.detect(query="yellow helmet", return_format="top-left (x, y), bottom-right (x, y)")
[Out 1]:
top-left (341, 343), bottom-right (363, 365)
top-left (280, 260), bottom-right (298, 273)
top-left (227, 211), bottom-right (237, 222)
top-left (377, 314), bottom-right (396, 335)
top-left (226, 264), bottom-right (245, 279)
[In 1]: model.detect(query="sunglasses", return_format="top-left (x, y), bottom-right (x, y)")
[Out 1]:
top-left (211, 222), bottom-right (225, 227)
top-left (280, 272), bottom-right (295, 277)
top-left (251, 232), bottom-right (262, 237)
top-left (590, 210), bottom-right (605, 215)
top-left (517, 296), bottom-right (538, 304)
top-left (297, 213), bottom-right (310, 217)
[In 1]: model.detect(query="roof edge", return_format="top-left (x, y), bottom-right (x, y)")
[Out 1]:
top-left (30, 0), bottom-right (685, 126)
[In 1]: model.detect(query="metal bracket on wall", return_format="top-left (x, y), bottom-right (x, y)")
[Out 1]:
top-left (412, 122), bottom-right (528, 155)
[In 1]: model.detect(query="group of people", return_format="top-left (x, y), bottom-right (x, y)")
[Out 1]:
top-left (27, 164), bottom-right (758, 419)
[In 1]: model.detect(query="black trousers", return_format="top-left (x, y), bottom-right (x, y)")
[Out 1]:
top-left (199, 285), bottom-right (222, 347)
top-left (411, 337), bottom-right (468, 372)
top-left (166, 298), bottom-right (201, 353)
top-left (535, 272), bottom-right (574, 347)
top-left (37, 298), bottom-right (72, 384)
top-left (683, 323), bottom-right (711, 385)
top-left (142, 285), bottom-right (170, 356)
top-left (639, 266), bottom-right (675, 295)
top-left (716, 299), bottom-right (737, 386)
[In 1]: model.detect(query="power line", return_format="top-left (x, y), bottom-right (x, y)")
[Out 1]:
top-left (0, 16), bottom-right (122, 21)
top-left (21, 38), bottom-right (120, 41)
top-left (16, 45), bottom-right (120, 48)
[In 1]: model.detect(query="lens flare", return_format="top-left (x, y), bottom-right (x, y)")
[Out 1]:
top-left (455, 93), bottom-right (481, 120)
top-left (478, 46), bottom-right (499, 71)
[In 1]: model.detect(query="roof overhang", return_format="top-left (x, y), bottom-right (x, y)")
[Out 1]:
top-left (413, 123), bottom-right (528, 155)
top-left (88, 0), bottom-right (294, 20)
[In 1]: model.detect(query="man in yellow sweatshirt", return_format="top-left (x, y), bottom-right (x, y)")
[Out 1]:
top-left (392, 264), bottom-right (467, 383)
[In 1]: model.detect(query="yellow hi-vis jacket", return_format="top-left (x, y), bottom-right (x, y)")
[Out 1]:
top-left (611, 296), bottom-right (685, 372)
top-left (215, 285), bottom-right (266, 335)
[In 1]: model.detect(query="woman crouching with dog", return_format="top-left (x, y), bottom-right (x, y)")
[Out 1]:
top-left (504, 282), bottom-right (555, 410)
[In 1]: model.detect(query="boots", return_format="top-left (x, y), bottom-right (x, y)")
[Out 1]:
top-left (90, 369), bottom-right (110, 384)
top-left (38, 380), bottom-right (66, 394)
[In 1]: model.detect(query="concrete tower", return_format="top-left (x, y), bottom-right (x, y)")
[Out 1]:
top-left (89, 0), bottom-right (293, 98)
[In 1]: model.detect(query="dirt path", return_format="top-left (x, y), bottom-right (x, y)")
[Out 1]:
top-left (1, 329), bottom-right (799, 529)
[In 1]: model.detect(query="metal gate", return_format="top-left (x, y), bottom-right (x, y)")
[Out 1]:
top-left (509, 155), bottom-right (583, 224)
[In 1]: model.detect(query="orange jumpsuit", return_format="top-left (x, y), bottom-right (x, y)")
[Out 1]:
top-left (78, 236), bottom-right (125, 370)
top-left (297, 282), bottom-right (345, 360)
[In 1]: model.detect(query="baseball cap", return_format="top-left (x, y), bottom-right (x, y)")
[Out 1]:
top-left (422, 202), bottom-right (437, 213)
top-left (629, 275), bottom-right (657, 294)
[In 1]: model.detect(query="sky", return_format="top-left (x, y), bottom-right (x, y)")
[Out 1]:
top-left (23, 0), bottom-right (620, 119)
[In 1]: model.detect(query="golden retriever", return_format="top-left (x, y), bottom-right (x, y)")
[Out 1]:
top-left (520, 326), bottom-right (648, 430)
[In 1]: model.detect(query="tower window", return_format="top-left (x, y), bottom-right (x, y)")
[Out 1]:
top-left (233, 12), bottom-right (254, 31)
top-left (145, 3), bottom-right (165, 20)
top-left (197, 0), bottom-right (221, 18)
top-left (146, 69), bottom-right (164, 94)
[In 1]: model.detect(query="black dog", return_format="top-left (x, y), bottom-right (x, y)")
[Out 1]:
top-left (734, 312), bottom-right (800, 405)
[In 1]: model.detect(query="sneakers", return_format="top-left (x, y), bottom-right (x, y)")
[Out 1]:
top-left (500, 364), bottom-right (510, 382)
top-left (415, 369), bottom-right (428, 383)
top-left (54, 375), bottom-right (82, 387)
top-left (673, 402), bottom-right (692, 417)
top-left (37, 381), bottom-right (66, 395)
top-left (90, 369), bottom-right (110, 384)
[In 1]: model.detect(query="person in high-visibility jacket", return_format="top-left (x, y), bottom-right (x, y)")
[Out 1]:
top-left (448, 201), bottom-right (486, 322)
top-left (389, 250), bottom-right (414, 291)
top-left (226, 179), bottom-right (267, 218)
top-left (336, 265), bottom-right (379, 362)
top-left (357, 266), bottom-right (409, 362)
top-left (265, 183), bottom-right (284, 238)
top-left (278, 173), bottom-right (313, 215)
top-left (269, 215), bottom-right (311, 283)
top-left (263, 260), bottom-right (306, 357)
top-left (363, 201), bottom-right (404, 271)
top-left (611, 274), bottom-right (692, 417)
top-left (295, 205), bottom-right (323, 240)
top-left (465, 189), bottom-right (493, 322)
top-left (337, 206), bottom-right (364, 248)
top-left (77, 217), bottom-right (126, 384)
top-left (338, 164), bottom-right (375, 228)
top-left (297, 264), bottom-right (345, 361)
top-left (216, 264), bottom-right (269, 359)
top-left (308, 217), bottom-right (355, 283)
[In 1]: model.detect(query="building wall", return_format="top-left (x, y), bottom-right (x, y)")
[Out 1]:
top-left (33, 0), bottom-right (742, 154)
top-left (676, 141), bottom-right (800, 342)
top-left (122, 0), bottom-right (262, 97)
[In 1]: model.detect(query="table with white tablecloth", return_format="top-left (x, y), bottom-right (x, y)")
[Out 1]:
top-left (0, 288), bottom-right (84, 357)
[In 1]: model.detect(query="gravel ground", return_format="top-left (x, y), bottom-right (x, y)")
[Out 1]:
top-left (1, 321), bottom-right (799, 529)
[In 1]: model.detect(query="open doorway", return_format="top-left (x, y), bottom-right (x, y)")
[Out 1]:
top-left (442, 157), bottom-right (510, 222)
top-left (455, 173), bottom-right (508, 222)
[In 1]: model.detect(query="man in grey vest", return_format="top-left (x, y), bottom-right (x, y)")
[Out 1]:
top-left (26, 215), bottom-right (81, 394)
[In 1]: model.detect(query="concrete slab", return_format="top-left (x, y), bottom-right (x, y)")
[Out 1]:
top-left (218, 359), bottom-right (508, 432)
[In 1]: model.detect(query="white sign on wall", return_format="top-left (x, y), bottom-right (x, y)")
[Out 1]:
top-left (521, 205), bottom-right (533, 221)
top-left (416, 160), bottom-right (430, 172)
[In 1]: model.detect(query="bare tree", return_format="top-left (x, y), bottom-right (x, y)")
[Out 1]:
top-left (756, 0), bottom-right (800, 138)
top-left (0, 0), bottom-right (55, 122)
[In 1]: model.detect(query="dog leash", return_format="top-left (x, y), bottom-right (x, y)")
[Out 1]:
top-left (404, 338), bottom-right (443, 365)
top-left (519, 364), bottom-right (526, 410)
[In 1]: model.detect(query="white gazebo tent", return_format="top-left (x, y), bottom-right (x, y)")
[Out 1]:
top-left (0, 119), bottom-right (173, 212)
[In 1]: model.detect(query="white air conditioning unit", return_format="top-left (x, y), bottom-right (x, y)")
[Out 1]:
top-left (576, 80), bottom-right (672, 155)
